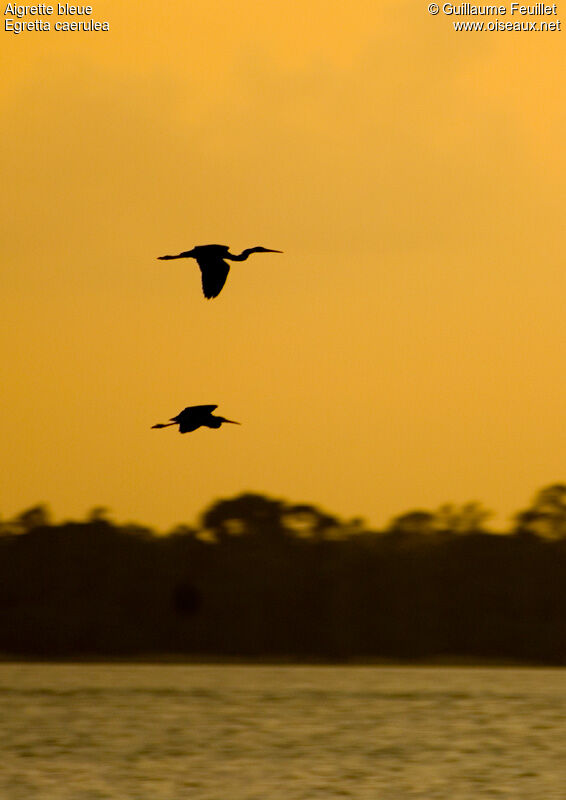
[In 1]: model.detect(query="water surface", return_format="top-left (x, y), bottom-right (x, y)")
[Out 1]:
top-left (0, 664), bottom-right (564, 799)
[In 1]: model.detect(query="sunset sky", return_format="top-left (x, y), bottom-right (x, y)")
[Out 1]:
top-left (1, 1), bottom-right (564, 531)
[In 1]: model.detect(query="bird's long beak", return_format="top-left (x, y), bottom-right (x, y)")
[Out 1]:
top-left (224, 419), bottom-right (241, 425)
top-left (266, 249), bottom-right (283, 253)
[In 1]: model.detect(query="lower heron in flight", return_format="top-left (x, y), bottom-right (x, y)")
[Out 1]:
top-left (151, 405), bottom-right (240, 434)
top-left (157, 243), bottom-right (283, 298)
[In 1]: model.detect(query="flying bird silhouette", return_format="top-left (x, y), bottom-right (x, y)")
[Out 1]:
top-left (151, 405), bottom-right (241, 434)
top-left (157, 243), bottom-right (283, 298)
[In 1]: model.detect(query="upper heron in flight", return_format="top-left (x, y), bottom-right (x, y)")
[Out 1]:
top-left (151, 404), bottom-right (240, 434)
top-left (157, 243), bottom-right (283, 298)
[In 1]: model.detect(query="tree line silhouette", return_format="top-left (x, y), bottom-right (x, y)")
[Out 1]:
top-left (1, 484), bottom-right (566, 663)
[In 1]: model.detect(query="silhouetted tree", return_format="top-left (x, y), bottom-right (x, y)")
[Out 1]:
top-left (201, 493), bottom-right (289, 542)
top-left (87, 506), bottom-right (112, 524)
top-left (284, 503), bottom-right (340, 540)
top-left (388, 510), bottom-right (436, 535)
top-left (1, 487), bottom-right (566, 663)
top-left (13, 504), bottom-right (51, 533)
top-left (435, 502), bottom-right (492, 534)
top-left (513, 484), bottom-right (566, 539)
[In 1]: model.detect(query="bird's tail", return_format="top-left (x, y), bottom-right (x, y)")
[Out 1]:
top-left (151, 422), bottom-right (177, 429)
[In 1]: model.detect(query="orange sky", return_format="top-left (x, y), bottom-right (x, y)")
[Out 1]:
top-left (1, 1), bottom-right (565, 531)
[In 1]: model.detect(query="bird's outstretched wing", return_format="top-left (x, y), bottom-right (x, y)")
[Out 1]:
top-left (182, 405), bottom-right (218, 415)
top-left (171, 405), bottom-right (218, 424)
top-left (195, 255), bottom-right (230, 299)
top-left (171, 404), bottom-right (217, 421)
top-left (174, 405), bottom-right (218, 433)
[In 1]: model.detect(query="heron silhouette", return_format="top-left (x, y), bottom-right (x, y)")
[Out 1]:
top-left (151, 405), bottom-right (240, 434)
top-left (157, 244), bottom-right (283, 298)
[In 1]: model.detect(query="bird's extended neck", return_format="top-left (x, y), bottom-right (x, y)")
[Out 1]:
top-left (224, 247), bottom-right (263, 261)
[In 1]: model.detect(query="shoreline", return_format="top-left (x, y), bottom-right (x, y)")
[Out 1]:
top-left (0, 653), bottom-right (560, 667)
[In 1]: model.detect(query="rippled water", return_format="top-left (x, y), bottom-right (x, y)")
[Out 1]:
top-left (0, 663), bottom-right (565, 799)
